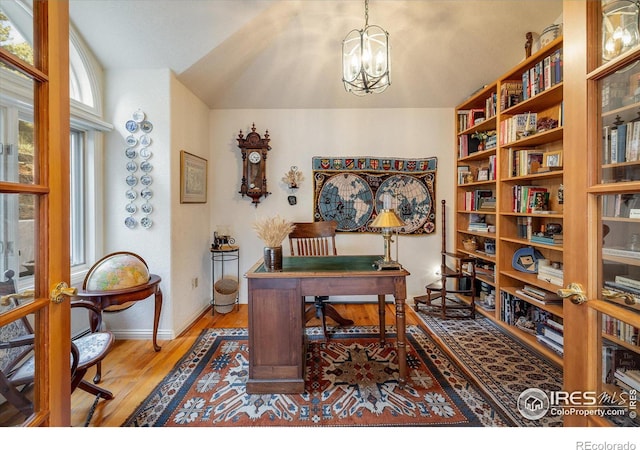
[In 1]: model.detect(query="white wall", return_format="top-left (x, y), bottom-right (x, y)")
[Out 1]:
top-left (103, 69), bottom-right (174, 340)
top-left (169, 75), bottom-right (212, 332)
top-left (209, 108), bottom-right (455, 304)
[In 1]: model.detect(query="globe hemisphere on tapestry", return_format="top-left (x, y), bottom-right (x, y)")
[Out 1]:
top-left (377, 174), bottom-right (432, 233)
top-left (317, 173), bottom-right (374, 231)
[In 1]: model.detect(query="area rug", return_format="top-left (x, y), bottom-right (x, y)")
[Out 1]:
top-left (414, 309), bottom-right (563, 427)
top-left (122, 325), bottom-right (512, 427)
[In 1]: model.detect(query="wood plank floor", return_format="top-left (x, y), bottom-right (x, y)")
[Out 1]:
top-left (71, 303), bottom-right (423, 427)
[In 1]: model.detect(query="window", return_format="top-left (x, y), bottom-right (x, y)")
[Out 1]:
top-left (70, 129), bottom-right (85, 267)
top-left (0, 4), bottom-right (110, 285)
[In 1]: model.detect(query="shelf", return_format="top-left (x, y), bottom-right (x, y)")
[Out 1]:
top-left (503, 170), bottom-right (564, 183)
top-left (603, 334), bottom-right (640, 355)
top-left (458, 147), bottom-right (496, 163)
top-left (500, 236), bottom-right (564, 252)
top-left (502, 127), bottom-right (563, 148)
top-left (500, 269), bottom-right (563, 293)
top-left (500, 211), bottom-right (564, 220)
top-left (502, 286), bottom-right (563, 317)
top-left (502, 82), bottom-right (564, 116)
top-left (457, 229), bottom-right (496, 239)
top-left (457, 180), bottom-right (496, 188)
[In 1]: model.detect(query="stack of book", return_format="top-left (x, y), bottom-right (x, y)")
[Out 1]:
top-left (515, 284), bottom-right (563, 305)
top-left (468, 222), bottom-right (489, 232)
top-left (530, 233), bottom-right (563, 246)
top-left (536, 318), bottom-right (564, 356)
top-left (537, 259), bottom-right (564, 286)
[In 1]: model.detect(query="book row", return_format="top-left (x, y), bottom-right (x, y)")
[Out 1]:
top-left (603, 119), bottom-right (640, 164)
top-left (603, 313), bottom-right (640, 347)
top-left (521, 48), bottom-right (563, 101)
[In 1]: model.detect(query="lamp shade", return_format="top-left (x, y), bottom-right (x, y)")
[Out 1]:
top-left (370, 209), bottom-right (404, 228)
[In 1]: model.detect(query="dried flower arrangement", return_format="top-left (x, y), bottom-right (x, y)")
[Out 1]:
top-left (252, 215), bottom-right (296, 248)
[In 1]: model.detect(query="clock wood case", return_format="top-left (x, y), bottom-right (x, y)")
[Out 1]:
top-left (238, 123), bottom-right (270, 206)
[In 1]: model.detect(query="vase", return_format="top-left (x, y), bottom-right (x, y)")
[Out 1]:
top-left (263, 246), bottom-right (283, 272)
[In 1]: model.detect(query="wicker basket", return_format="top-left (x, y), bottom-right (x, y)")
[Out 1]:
top-left (214, 278), bottom-right (239, 314)
top-left (463, 239), bottom-right (478, 252)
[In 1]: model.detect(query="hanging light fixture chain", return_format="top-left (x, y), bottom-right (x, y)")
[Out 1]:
top-left (364, 0), bottom-right (369, 27)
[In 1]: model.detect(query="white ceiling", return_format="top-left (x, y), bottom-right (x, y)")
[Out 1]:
top-left (68, 0), bottom-right (563, 109)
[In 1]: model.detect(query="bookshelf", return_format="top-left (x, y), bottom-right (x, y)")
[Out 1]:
top-left (454, 36), bottom-right (565, 363)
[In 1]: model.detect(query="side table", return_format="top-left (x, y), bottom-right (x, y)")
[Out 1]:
top-left (210, 245), bottom-right (239, 314)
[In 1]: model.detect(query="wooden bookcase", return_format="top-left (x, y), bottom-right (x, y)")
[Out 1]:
top-left (454, 36), bottom-right (565, 366)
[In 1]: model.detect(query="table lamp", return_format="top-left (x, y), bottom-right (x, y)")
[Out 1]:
top-left (370, 206), bottom-right (405, 271)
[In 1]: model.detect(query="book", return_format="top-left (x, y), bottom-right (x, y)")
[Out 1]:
top-left (615, 275), bottom-right (640, 289)
top-left (611, 127), bottom-right (619, 163)
top-left (522, 284), bottom-right (562, 302)
top-left (542, 326), bottom-right (564, 345)
top-left (602, 247), bottom-right (640, 259)
top-left (536, 334), bottom-right (564, 355)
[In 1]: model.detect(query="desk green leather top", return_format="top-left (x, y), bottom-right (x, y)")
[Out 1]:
top-left (255, 255), bottom-right (382, 273)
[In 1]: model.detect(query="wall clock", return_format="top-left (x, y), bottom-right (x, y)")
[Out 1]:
top-left (238, 123), bottom-right (270, 206)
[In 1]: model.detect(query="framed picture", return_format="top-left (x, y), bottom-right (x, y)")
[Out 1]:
top-left (477, 168), bottom-right (489, 181)
top-left (544, 150), bottom-right (563, 168)
top-left (180, 150), bottom-right (208, 203)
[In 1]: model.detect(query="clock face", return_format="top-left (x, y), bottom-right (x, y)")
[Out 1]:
top-left (248, 151), bottom-right (262, 164)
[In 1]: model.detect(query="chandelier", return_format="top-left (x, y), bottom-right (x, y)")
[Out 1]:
top-left (342, 0), bottom-right (391, 95)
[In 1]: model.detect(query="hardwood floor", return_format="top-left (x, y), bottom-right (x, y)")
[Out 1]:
top-left (71, 302), bottom-right (422, 427)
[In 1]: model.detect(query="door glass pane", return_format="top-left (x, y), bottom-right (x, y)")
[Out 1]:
top-left (0, 3), bottom-right (34, 67)
top-left (0, 74), bottom-right (36, 185)
top-left (601, 63), bottom-right (640, 182)
top-left (0, 299), bottom-right (37, 426)
top-left (0, 192), bottom-right (37, 426)
top-left (0, 193), bottom-right (37, 297)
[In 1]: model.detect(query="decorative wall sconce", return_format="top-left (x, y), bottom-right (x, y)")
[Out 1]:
top-left (282, 166), bottom-right (304, 205)
top-left (282, 166), bottom-right (304, 189)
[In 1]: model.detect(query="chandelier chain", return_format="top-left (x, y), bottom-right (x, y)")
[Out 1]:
top-left (364, 0), bottom-right (369, 27)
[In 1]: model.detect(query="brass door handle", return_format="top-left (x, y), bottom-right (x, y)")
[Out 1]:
top-left (557, 282), bottom-right (588, 304)
top-left (50, 282), bottom-right (77, 304)
top-left (0, 289), bottom-right (35, 306)
top-left (602, 288), bottom-right (639, 306)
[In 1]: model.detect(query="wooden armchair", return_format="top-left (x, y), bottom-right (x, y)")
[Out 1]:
top-left (288, 221), bottom-right (354, 339)
top-left (0, 270), bottom-right (115, 424)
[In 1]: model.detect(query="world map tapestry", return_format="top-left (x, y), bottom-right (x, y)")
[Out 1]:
top-left (312, 156), bottom-right (437, 235)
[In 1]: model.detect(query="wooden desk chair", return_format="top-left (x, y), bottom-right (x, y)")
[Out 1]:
top-left (415, 200), bottom-right (477, 319)
top-left (288, 221), bottom-right (354, 339)
top-left (0, 270), bottom-right (115, 424)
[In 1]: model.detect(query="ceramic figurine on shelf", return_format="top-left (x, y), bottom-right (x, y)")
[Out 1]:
top-left (525, 31), bottom-right (533, 58)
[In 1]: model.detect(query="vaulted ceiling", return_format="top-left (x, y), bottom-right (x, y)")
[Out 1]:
top-left (68, 0), bottom-right (563, 109)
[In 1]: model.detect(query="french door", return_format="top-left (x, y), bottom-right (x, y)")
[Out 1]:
top-left (563, 0), bottom-right (640, 427)
top-left (0, 1), bottom-right (71, 426)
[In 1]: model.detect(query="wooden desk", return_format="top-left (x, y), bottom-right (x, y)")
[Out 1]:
top-left (245, 255), bottom-right (410, 394)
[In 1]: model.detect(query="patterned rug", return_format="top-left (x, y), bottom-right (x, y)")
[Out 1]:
top-left (122, 325), bottom-right (512, 427)
top-left (414, 308), bottom-right (564, 427)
